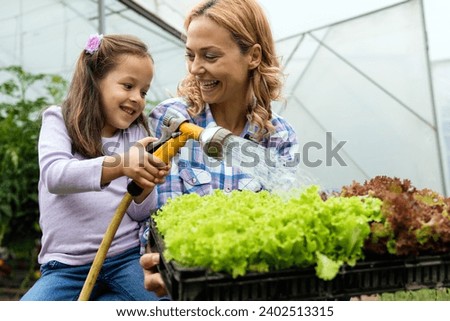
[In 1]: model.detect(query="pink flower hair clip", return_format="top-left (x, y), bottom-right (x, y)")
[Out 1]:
top-left (85, 33), bottom-right (104, 54)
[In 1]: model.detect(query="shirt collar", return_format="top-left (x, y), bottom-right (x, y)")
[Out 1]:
top-left (202, 103), bottom-right (259, 141)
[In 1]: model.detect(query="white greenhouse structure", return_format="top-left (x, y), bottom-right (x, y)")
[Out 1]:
top-left (1, 0), bottom-right (449, 195)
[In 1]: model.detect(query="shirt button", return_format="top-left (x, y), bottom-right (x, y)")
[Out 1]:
top-left (192, 178), bottom-right (197, 183)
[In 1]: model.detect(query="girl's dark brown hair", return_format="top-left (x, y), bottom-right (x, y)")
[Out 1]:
top-left (179, 0), bottom-right (283, 140)
top-left (62, 34), bottom-right (152, 158)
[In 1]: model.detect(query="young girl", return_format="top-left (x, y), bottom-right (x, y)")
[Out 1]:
top-left (21, 34), bottom-right (169, 301)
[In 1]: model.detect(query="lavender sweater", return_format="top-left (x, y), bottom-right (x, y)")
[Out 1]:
top-left (37, 106), bottom-right (156, 265)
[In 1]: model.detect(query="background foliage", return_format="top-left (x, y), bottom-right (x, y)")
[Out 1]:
top-left (0, 66), bottom-right (67, 261)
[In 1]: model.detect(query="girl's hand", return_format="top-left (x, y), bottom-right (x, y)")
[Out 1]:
top-left (101, 136), bottom-right (170, 190)
top-left (123, 137), bottom-right (170, 190)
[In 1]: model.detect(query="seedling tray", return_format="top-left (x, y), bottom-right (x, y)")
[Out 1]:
top-left (149, 218), bottom-right (450, 300)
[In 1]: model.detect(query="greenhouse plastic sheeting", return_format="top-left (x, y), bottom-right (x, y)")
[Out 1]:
top-left (273, 0), bottom-right (447, 194)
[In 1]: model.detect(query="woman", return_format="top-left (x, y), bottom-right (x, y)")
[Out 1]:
top-left (141, 0), bottom-right (298, 297)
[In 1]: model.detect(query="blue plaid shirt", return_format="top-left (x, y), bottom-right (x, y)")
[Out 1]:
top-left (148, 97), bottom-right (299, 212)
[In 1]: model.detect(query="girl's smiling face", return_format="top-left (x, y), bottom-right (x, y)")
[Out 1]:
top-left (99, 54), bottom-right (153, 137)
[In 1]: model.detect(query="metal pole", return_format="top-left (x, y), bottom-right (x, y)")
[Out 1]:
top-left (419, 0), bottom-right (449, 196)
top-left (118, 0), bottom-right (184, 41)
top-left (98, 0), bottom-right (105, 34)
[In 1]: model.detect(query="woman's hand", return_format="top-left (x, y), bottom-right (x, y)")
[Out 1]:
top-left (140, 252), bottom-right (168, 297)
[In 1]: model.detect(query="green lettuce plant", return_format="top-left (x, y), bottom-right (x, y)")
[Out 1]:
top-left (154, 185), bottom-right (382, 280)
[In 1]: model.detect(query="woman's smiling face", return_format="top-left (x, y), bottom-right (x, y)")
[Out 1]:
top-left (185, 16), bottom-right (253, 109)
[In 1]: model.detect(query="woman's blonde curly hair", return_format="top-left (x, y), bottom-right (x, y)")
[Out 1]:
top-left (178, 0), bottom-right (284, 141)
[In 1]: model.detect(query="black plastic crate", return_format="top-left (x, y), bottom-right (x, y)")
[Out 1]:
top-left (339, 254), bottom-right (450, 297)
top-left (149, 218), bottom-right (450, 300)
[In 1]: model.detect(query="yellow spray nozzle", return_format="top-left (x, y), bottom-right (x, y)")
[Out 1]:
top-left (152, 122), bottom-right (204, 164)
top-left (128, 110), bottom-right (233, 197)
top-left (152, 121), bottom-right (233, 164)
top-left (178, 122), bottom-right (204, 141)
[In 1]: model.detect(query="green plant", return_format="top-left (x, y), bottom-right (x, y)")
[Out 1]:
top-left (0, 65), bottom-right (67, 262)
top-left (380, 288), bottom-right (450, 301)
top-left (154, 186), bottom-right (382, 279)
